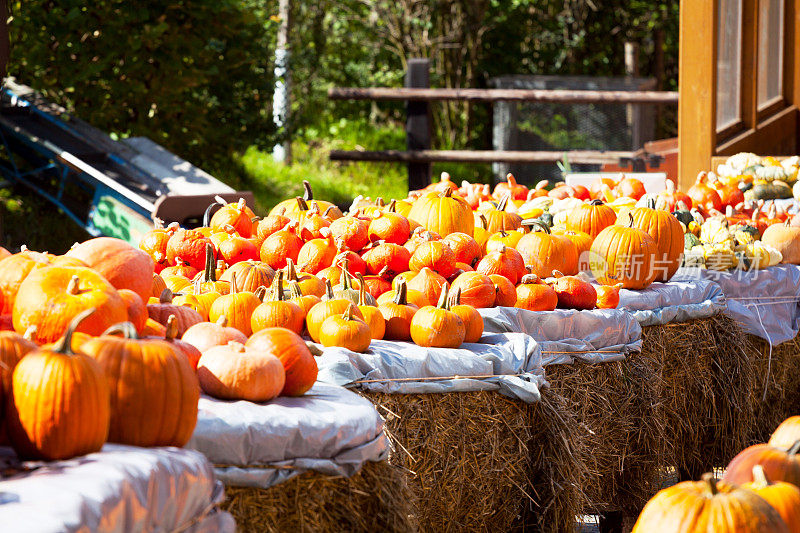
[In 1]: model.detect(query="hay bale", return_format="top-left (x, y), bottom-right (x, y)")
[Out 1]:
top-left (221, 461), bottom-right (416, 533)
top-left (363, 390), bottom-right (585, 533)
top-left (642, 314), bottom-right (757, 479)
top-left (747, 334), bottom-right (800, 443)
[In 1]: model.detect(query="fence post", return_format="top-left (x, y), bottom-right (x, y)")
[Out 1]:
top-left (405, 58), bottom-right (431, 191)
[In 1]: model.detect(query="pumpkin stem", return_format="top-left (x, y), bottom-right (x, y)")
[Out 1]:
top-left (216, 315), bottom-right (228, 327)
top-left (159, 288), bottom-right (174, 304)
top-left (254, 285), bottom-right (268, 301)
top-left (323, 205), bottom-right (336, 218)
top-left (647, 198), bottom-right (656, 210)
top-left (506, 173), bottom-right (517, 186)
top-left (22, 325), bottom-right (37, 341)
top-left (589, 199), bottom-right (604, 206)
top-left (478, 213), bottom-right (488, 230)
top-left (52, 307), bottom-right (97, 354)
top-left (625, 212), bottom-right (635, 228)
top-left (442, 188), bottom-right (453, 198)
top-left (520, 274), bottom-right (541, 284)
top-left (165, 315), bottom-right (178, 341)
top-left (203, 200), bottom-right (221, 226)
top-left (452, 287), bottom-right (463, 306)
top-left (325, 279), bottom-right (335, 300)
top-left (342, 303), bottom-right (356, 320)
top-left (306, 342), bottom-right (323, 356)
top-left (296, 196), bottom-right (309, 212)
top-left (394, 279), bottom-right (409, 306)
top-left (386, 199), bottom-right (397, 213)
top-left (751, 465), bottom-right (769, 487)
top-left (302, 180), bottom-right (314, 201)
top-left (101, 321), bottom-right (139, 339)
top-left (701, 473), bottom-right (718, 496)
top-left (788, 439), bottom-right (800, 456)
top-left (66, 275), bottom-right (81, 295)
top-left (289, 280), bottom-right (304, 299)
top-left (498, 194), bottom-right (510, 212)
top-left (285, 258), bottom-right (298, 282)
top-left (272, 270), bottom-right (285, 301)
top-left (436, 282), bottom-right (450, 309)
top-left (340, 259), bottom-right (353, 290)
top-left (229, 272), bottom-right (238, 295)
top-left (522, 220), bottom-right (551, 234)
top-left (552, 270), bottom-right (564, 278)
top-left (204, 243), bottom-right (217, 282)
top-left (357, 273), bottom-right (370, 307)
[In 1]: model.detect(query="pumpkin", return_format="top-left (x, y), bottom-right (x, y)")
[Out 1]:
top-left (403, 228), bottom-right (441, 255)
top-left (270, 180), bottom-right (342, 220)
top-left (627, 199), bottom-right (684, 281)
top-left (329, 216), bottom-right (370, 252)
top-left (596, 283), bottom-right (623, 309)
top-left (328, 261), bottom-right (369, 304)
top-left (166, 229), bottom-right (213, 272)
top-left (162, 315), bottom-right (202, 370)
top-left (378, 279), bottom-right (418, 341)
top-left (407, 188), bottom-right (474, 237)
top-left (723, 441), bottom-right (800, 487)
top-left (198, 341), bottom-right (285, 402)
top-left (13, 267), bottom-right (128, 344)
top-left (376, 285), bottom-right (430, 308)
top-left (0, 250), bottom-right (59, 314)
top-left (256, 210), bottom-right (291, 242)
top-left (118, 288), bottom-right (148, 334)
top-left (485, 229), bottom-right (524, 253)
top-left (356, 274), bottom-right (386, 340)
top-left (151, 273), bottom-right (168, 299)
top-left (493, 173), bottom-right (528, 201)
top-left (442, 232), bottom-right (482, 268)
top-left (406, 267), bottom-right (447, 307)
top-left (0, 331), bottom-right (37, 393)
top-left (359, 274), bottom-right (393, 299)
top-left (482, 194), bottom-right (523, 234)
top-left (208, 198), bottom-right (256, 238)
top-left (331, 250), bottom-right (367, 276)
top-left (306, 281), bottom-right (365, 343)
top-left (762, 222), bottom-right (800, 264)
top-left (549, 270), bottom-right (597, 310)
top-left (299, 203), bottom-right (333, 241)
top-left (565, 199), bottom-right (616, 239)
top-left (362, 242), bottom-right (411, 279)
top-left (284, 258), bottom-right (325, 297)
top-left (319, 304), bottom-right (372, 352)
top-left (515, 274), bottom-right (558, 311)
top-left (208, 274), bottom-right (263, 336)
top-left (448, 288), bottom-right (483, 343)
top-left (475, 245), bottom-right (526, 285)
top-left (182, 316), bottom-right (248, 353)
top-left (410, 283), bottom-right (465, 348)
top-left (67, 237), bottom-right (155, 302)
top-left (369, 211), bottom-right (411, 245)
top-left (450, 272), bottom-right (496, 308)
top-left (259, 225), bottom-right (303, 269)
top-left (217, 234), bottom-right (260, 265)
top-left (297, 236), bottom-right (337, 274)
top-left (489, 274), bottom-right (517, 307)
top-left (516, 222), bottom-right (579, 278)
top-left (246, 327), bottom-right (317, 396)
top-left (161, 273), bottom-right (193, 293)
top-left (615, 176), bottom-right (646, 200)
top-left (288, 280), bottom-right (321, 318)
top-left (219, 260), bottom-right (275, 293)
top-left (657, 180), bottom-right (693, 211)
top-left (409, 240), bottom-right (456, 278)
top-left (770, 417), bottom-right (800, 449)
top-left (631, 473), bottom-right (789, 533)
top-left (139, 221), bottom-right (179, 272)
top-left (147, 289), bottom-right (203, 337)
top-left (551, 229), bottom-right (593, 273)
top-left (589, 213), bottom-right (659, 289)
top-left (250, 271), bottom-right (305, 335)
top-left (687, 171), bottom-right (723, 213)
top-left (6, 308), bottom-right (110, 460)
top-left (744, 465), bottom-right (800, 532)
top-left (82, 321), bottom-right (199, 446)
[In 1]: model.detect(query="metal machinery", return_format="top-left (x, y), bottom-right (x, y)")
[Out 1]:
top-left (0, 79), bottom-right (254, 245)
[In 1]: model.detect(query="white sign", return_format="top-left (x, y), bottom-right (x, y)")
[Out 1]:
top-left (565, 172), bottom-right (668, 194)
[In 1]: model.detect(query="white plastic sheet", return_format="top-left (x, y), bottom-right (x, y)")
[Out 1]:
top-left (479, 307), bottom-right (641, 365)
top-left (187, 382), bottom-right (388, 489)
top-left (0, 444), bottom-right (234, 533)
top-left (315, 333), bottom-right (546, 403)
top-left (675, 265), bottom-right (800, 345)
top-left (618, 279), bottom-right (727, 326)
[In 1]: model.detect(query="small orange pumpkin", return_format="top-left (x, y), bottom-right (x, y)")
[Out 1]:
top-left (356, 274), bottom-right (385, 340)
top-left (596, 283), bottom-right (623, 309)
top-left (515, 274), bottom-right (558, 312)
top-left (744, 465), bottom-right (800, 532)
top-left (516, 222), bottom-right (579, 278)
top-left (449, 272), bottom-right (496, 309)
top-left (378, 279), bottom-right (418, 341)
top-left (67, 237), bottom-right (155, 302)
top-left (181, 316), bottom-right (248, 353)
top-left (549, 270), bottom-right (597, 310)
top-left (147, 288), bottom-right (203, 337)
top-left (442, 232), bottom-right (482, 268)
top-left (589, 213), bottom-right (659, 290)
top-left (489, 274), bottom-right (517, 307)
top-left (250, 271), bottom-right (305, 335)
top-left (565, 199), bottom-right (616, 239)
top-left (409, 283), bottom-right (465, 348)
top-left (319, 304), bottom-right (372, 352)
top-left (306, 281), bottom-right (365, 343)
top-left (723, 441), bottom-right (800, 487)
top-left (246, 327), bottom-right (318, 396)
top-left (448, 288), bottom-right (483, 343)
top-left (208, 274), bottom-right (264, 336)
top-left (198, 341), bottom-right (285, 401)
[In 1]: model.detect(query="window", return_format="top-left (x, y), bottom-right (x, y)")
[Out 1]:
top-left (716, 0), bottom-right (743, 130)
top-left (757, 0), bottom-right (784, 107)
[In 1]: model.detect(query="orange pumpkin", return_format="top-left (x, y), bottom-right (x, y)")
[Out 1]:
top-left (259, 224), bottom-right (303, 269)
top-left (6, 309), bottom-right (110, 460)
top-left (329, 216), bottom-right (370, 252)
top-left (378, 279), bottom-right (418, 341)
top-left (482, 194), bottom-right (523, 234)
top-left (744, 465), bottom-right (800, 532)
top-left (362, 242), bottom-right (411, 279)
top-left (82, 321), bottom-right (199, 447)
top-left (407, 188), bottom-right (474, 237)
top-left (627, 200), bottom-right (684, 282)
top-left (442, 232), bottom-right (482, 268)
top-left (219, 259), bottom-right (275, 293)
top-left (147, 289), bottom-right (203, 337)
top-left (485, 229), bottom-right (524, 253)
top-left (217, 234), bottom-right (260, 265)
top-left (209, 198), bottom-right (256, 238)
top-left (257, 211), bottom-right (291, 243)
top-left (297, 236), bottom-right (337, 275)
top-left (448, 288), bottom-right (483, 343)
top-left (198, 341), bottom-right (285, 401)
top-left (493, 173), bottom-right (528, 201)
top-left (246, 327), bottom-right (318, 396)
top-left (306, 282), bottom-right (365, 343)
top-left (166, 229), bottom-right (213, 272)
top-left (13, 266), bottom-right (128, 344)
top-left (515, 274), bottom-right (558, 311)
top-left (489, 274), bottom-right (517, 307)
top-left (596, 283), bottom-right (623, 309)
top-left (0, 250), bottom-right (59, 314)
top-left (208, 274), bottom-right (263, 336)
top-left (516, 222), bottom-right (579, 278)
top-left (615, 176), bottom-right (646, 200)
top-left (589, 214), bottom-right (659, 289)
top-left (631, 473), bottom-right (789, 533)
top-left (687, 171), bottom-right (723, 213)
top-left (410, 283), bottom-right (465, 348)
top-left (551, 229), bottom-right (593, 273)
top-left (0, 331), bottom-right (37, 393)
top-left (139, 221), bottom-right (179, 272)
top-left (288, 280), bottom-right (321, 319)
top-left (283, 258), bottom-right (325, 297)
top-left (151, 273), bottom-right (168, 299)
top-left (723, 441), bottom-right (800, 487)
top-left (67, 237), bottom-right (155, 302)
top-left (250, 271), bottom-right (305, 335)
top-left (475, 245), bottom-right (526, 285)
top-left (320, 304), bottom-right (372, 352)
top-left (118, 288), bottom-right (148, 334)
top-left (162, 315), bottom-right (202, 370)
top-left (409, 240), bottom-right (456, 278)
top-left (270, 180), bottom-right (343, 220)
top-left (449, 272), bottom-right (496, 308)
top-left (565, 199), bottom-right (617, 239)
top-left (406, 267), bottom-right (447, 307)
top-left (771, 417), bottom-right (800, 449)
top-left (369, 211), bottom-right (411, 245)
top-left (403, 228), bottom-right (442, 255)
top-left (549, 270), bottom-right (596, 310)
top-left (182, 316), bottom-right (248, 353)
top-left (356, 274), bottom-right (385, 340)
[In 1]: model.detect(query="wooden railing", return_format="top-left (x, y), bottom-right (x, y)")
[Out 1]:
top-left (327, 58), bottom-right (679, 189)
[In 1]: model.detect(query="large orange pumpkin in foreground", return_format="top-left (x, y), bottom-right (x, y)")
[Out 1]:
top-left (13, 266), bottom-right (128, 344)
top-left (246, 327), bottom-right (318, 397)
top-left (66, 237), bottom-right (155, 302)
top-left (632, 473), bottom-right (789, 532)
top-left (6, 309), bottom-right (110, 460)
top-left (589, 214), bottom-right (659, 289)
top-left (565, 199), bottom-right (616, 239)
top-left (81, 321), bottom-right (199, 447)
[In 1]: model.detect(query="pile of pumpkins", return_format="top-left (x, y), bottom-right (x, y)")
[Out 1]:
top-left (0, 236), bottom-right (318, 462)
top-left (632, 415), bottom-right (800, 532)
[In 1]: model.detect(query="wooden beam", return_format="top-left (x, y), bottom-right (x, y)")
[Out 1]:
top-left (328, 87), bottom-right (679, 104)
top-left (678, 0), bottom-right (716, 190)
top-left (329, 149), bottom-right (636, 165)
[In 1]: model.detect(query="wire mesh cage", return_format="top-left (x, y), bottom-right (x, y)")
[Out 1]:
top-left (491, 75), bottom-right (657, 184)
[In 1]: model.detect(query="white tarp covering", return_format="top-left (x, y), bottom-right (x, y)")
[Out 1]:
top-left (618, 278), bottom-right (727, 326)
top-left (315, 333), bottom-right (546, 403)
top-left (0, 444), bottom-right (234, 533)
top-left (187, 382), bottom-right (388, 489)
top-left (479, 307), bottom-right (641, 364)
top-left (675, 265), bottom-right (800, 345)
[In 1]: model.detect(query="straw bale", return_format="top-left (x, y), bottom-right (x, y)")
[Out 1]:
top-left (363, 389), bottom-right (585, 533)
top-left (221, 460), bottom-right (416, 533)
